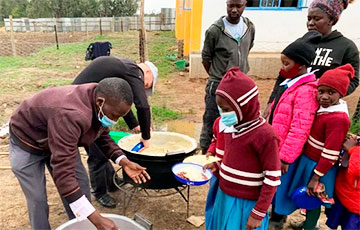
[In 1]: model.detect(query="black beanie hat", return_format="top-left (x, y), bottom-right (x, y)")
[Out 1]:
top-left (281, 31), bottom-right (321, 66)
top-left (281, 38), bottom-right (317, 67)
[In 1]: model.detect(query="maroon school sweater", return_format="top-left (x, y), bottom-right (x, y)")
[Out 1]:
top-left (10, 83), bottom-right (124, 203)
top-left (216, 67), bottom-right (281, 220)
top-left (304, 105), bottom-right (350, 176)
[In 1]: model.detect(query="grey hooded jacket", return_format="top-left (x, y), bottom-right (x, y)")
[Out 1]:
top-left (202, 16), bottom-right (255, 82)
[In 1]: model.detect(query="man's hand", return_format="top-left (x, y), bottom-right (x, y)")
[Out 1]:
top-left (120, 158), bottom-right (151, 184)
top-left (307, 174), bottom-right (320, 196)
top-left (88, 210), bottom-right (118, 230)
top-left (246, 215), bottom-right (262, 230)
top-left (131, 125), bottom-right (141, 134)
top-left (281, 162), bottom-right (289, 174)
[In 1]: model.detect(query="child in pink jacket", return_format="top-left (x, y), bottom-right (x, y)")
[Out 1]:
top-left (268, 38), bottom-right (319, 228)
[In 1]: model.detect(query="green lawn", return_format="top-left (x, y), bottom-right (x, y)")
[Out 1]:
top-left (0, 31), bottom-right (181, 126)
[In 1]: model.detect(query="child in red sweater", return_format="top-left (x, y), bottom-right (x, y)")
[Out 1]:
top-left (326, 136), bottom-right (360, 229)
top-left (289, 64), bottom-right (354, 229)
top-left (204, 67), bottom-right (281, 230)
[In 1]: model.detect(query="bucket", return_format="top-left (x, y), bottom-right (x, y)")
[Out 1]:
top-left (56, 213), bottom-right (147, 230)
top-left (109, 131), bottom-right (130, 144)
top-left (174, 60), bottom-right (186, 70)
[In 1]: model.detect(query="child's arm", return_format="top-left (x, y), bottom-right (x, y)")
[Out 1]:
top-left (249, 134), bottom-right (281, 221)
top-left (307, 117), bottom-right (350, 195)
top-left (206, 118), bottom-right (220, 156)
top-left (279, 86), bottom-right (318, 164)
top-left (313, 117), bottom-right (350, 177)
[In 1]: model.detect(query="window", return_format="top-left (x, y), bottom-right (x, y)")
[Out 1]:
top-left (246, 0), bottom-right (308, 9)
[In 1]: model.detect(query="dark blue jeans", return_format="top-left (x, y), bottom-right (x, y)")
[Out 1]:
top-left (200, 80), bottom-right (220, 154)
top-left (86, 143), bottom-right (117, 199)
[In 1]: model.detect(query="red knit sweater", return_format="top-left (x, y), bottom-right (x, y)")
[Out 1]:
top-left (304, 111), bottom-right (350, 176)
top-left (219, 119), bottom-right (281, 220)
top-left (335, 146), bottom-right (360, 215)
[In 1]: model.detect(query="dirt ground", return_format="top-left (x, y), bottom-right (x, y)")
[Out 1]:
top-left (1, 31), bottom-right (359, 230)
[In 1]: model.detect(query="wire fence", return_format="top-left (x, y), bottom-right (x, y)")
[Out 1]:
top-left (4, 16), bottom-right (175, 32)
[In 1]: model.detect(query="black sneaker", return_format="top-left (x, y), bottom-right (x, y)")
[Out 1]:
top-left (96, 193), bottom-right (116, 208)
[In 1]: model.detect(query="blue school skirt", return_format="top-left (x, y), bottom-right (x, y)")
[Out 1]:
top-left (274, 154), bottom-right (337, 215)
top-left (272, 158), bottom-right (300, 215)
top-left (326, 197), bottom-right (360, 230)
top-left (205, 176), bottom-right (219, 224)
top-left (206, 187), bottom-right (269, 230)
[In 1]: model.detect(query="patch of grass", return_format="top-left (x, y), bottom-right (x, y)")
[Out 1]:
top-left (152, 105), bottom-right (182, 122)
top-left (42, 79), bottom-right (73, 88)
top-left (350, 120), bottom-right (360, 134)
top-left (111, 105), bottom-right (182, 131)
top-left (148, 31), bottom-right (177, 78)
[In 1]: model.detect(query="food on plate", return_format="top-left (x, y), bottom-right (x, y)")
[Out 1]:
top-left (183, 155), bottom-right (221, 166)
top-left (176, 166), bottom-right (208, 181)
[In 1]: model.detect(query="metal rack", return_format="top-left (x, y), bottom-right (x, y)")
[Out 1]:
top-left (113, 167), bottom-right (191, 218)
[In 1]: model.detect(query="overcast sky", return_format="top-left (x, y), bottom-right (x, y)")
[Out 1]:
top-left (144, 0), bottom-right (176, 13)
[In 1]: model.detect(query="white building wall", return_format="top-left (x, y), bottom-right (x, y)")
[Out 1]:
top-left (200, 0), bottom-right (360, 52)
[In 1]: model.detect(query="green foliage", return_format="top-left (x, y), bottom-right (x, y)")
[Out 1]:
top-left (0, 0), bottom-right (138, 19)
top-left (350, 120), bottom-right (360, 135)
top-left (0, 0), bottom-right (28, 20)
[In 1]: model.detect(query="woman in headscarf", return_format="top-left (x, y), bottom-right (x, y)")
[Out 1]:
top-left (264, 0), bottom-right (359, 121)
top-left (267, 1), bottom-right (359, 229)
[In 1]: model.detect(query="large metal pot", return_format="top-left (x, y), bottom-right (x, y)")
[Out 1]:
top-left (56, 214), bottom-right (146, 230)
top-left (118, 132), bottom-right (197, 189)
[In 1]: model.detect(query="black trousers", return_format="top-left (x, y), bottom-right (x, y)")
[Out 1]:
top-left (86, 143), bottom-right (117, 199)
top-left (200, 80), bottom-right (220, 154)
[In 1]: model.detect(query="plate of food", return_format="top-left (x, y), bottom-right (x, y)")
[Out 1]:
top-left (172, 163), bottom-right (212, 186)
top-left (183, 154), bottom-right (221, 166)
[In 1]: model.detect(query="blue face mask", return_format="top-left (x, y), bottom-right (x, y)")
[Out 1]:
top-left (221, 111), bottom-right (238, 127)
top-left (98, 101), bottom-right (117, 127)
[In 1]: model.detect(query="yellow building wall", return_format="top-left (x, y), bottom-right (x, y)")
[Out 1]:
top-left (175, 0), bottom-right (184, 40)
top-left (175, 0), bottom-right (203, 57)
top-left (189, 0), bottom-right (203, 53)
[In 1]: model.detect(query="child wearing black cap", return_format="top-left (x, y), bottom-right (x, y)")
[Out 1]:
top-left (267, 37), bottom-right (320, 229)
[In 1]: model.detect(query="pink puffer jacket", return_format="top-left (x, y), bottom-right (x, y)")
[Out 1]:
top-left (270, 73), bottom-right (318, 164)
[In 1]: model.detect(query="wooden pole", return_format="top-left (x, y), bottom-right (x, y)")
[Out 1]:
top-left (85, 18), bottom-right (89, 40)
top-left (9, 15), bottom-right (17, 56)
top-left (54, 25), bottom-right (59, 49)
top-left (99, 17), bottom-right (103, 36)
top-left (139, 0), bottom-right (148, 62)
top-left (112, 15), bottom-right (115, 32)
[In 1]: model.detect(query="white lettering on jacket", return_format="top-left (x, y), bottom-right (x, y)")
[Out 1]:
top-left (312, 48), bottom-right (333, 67)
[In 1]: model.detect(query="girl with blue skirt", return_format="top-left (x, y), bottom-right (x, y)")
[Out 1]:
top-left (204, 67), bottom-right (281, 230)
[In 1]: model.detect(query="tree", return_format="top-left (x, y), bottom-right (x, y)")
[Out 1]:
top-left (0, 0), bottom-right (28, 20)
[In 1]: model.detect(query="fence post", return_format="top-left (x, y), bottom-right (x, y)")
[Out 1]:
top-left (54, 25), bottom-right (59, 50)
top-left (85, 18), bottom-right (89, 40)
top-left (120, 18), bottom-right (123, 32)
top-left (9, 15), bottom-right (17, 56)
top-left (99, 17), bottom-right (102, 36)
top-left (112, 16), bottom-right (115, 32)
